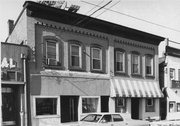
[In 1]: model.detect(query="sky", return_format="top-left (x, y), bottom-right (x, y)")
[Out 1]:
top-left (1, 0), bottom-right (180, 47)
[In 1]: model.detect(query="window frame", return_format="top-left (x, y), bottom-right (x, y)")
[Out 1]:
top-left (33, 96), bottom-right (60, 118)
top-left (177, 103), bottom-right (180, 112)
top-left (145, 98), bottom-right (155, 112)
top-left (145, 55), bottom-right (154, 76)
top-left (43, 36), bottom-right (64, 69)
top-left (116, 98), bottom-right (125, 107)
top-left (70, 44), bottom-right (82, 68)
top-left (46, 40), bottom-right (59, 65)
top-left (91, 47), bottom-right (102, 71)
top-left (169, 101), bottom-right (175, 112)
top-left (115, 50), bottom-right (125, 73)
top-left (170, 68), bottom-right (175, 80)
top-left (131, 52), bottom-right (141, 75)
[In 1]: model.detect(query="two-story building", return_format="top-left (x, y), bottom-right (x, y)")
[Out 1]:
top-left (1, 43), bottom-right (29, 126)
top-left (5, 1), bottom-right (164, 126)
top-left (159, 40), bottom-right (180, 120)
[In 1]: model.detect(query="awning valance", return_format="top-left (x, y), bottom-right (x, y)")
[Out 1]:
top-left (110, 78), bottom-right (163, 98)
top-left (165, 87), bottom-right (180, 102)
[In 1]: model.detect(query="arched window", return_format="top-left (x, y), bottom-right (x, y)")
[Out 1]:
top-left (68, 40), bottom-right (85, 71)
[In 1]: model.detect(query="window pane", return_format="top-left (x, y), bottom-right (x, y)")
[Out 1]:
top-left (71, 56), bottom-right (79, 66)
top-left (71, 45), bottom-right (79, 56)
top-left (71, 45), bottom-right (81, 67)
top-left (101, 115), bottom-right (112, 122)
top-left (116, 52), bottom-right (123, 62)
top-left (36, 98), bottom-right (57, 116)
top-left (132, 54), bottom-right (139, 74)
top-left (93, 48), bottom-right (100, 59)
top-left (93, 59), bottom-right (100, 69)
top-left (47, 41), bottom-right (56, 60)
top-left (117, 62), bottom-right (123, 71)
top-left (82, 98), bottom-right (98, 113)
top-left (112, 114), bottom-right (123, 122)
top-left (146, 66), bottom-right (151, 75)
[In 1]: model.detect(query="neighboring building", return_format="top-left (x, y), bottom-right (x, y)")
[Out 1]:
top-left (5, 1), bottom-right (164, 126)
top-left (1, 43), bottom-right (29, 126)
top-left (159, 43), bottom-right (180, 120)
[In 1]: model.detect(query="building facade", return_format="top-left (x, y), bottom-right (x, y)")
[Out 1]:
top-left (5, 1), bottom-right (164, 126)
top-left (1, 43), bottom-right (29, 126)
top-left (159, 43), bottom-right (180, 120)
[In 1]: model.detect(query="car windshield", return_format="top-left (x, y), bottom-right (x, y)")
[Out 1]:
top-left (81, 114), bottom-right (102, 122)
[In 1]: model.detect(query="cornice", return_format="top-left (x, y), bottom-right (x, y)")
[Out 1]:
top-left (114, 38), bottom-right (154, 50)
top-left (36, 21), bottom-right (108, 40)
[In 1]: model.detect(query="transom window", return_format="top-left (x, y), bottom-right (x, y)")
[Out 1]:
top-left (92, 48), bottom-right (102, 70)
top-left (116, 51), bottom-right (125, 72)
top-left (132, 53), bottom-right (140, 74)
top-left (146, 55), bottom-right (153, 76)
top-left (46, 40), bottom-right (59, 65)
top-left (70, 44), bottom-right (82, 67)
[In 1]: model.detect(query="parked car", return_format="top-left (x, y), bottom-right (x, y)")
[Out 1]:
top-left (62, 113), bottom-right (128, 126)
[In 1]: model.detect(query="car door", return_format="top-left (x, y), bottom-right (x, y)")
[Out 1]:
top-left (99, 114), bottom-right (113, 126)
top-left (112, 114), bottom-right (126, 126)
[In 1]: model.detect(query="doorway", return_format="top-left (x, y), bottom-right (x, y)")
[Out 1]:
top-left (2, 86), bottom-right (20, 126)
top-left (131, 98), bottom-right (139, 119)
top-left (61, 96), bottom-right (79, 123)
top-left (101, 96), bottom-right (109, 112)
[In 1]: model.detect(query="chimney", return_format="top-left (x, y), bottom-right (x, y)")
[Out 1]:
top-left (8, 19), bottom-right (14, 35)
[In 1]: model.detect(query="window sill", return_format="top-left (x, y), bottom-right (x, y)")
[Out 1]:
top-left (131, 74), bottom-right (143, 78)
top-left (91, 70), bottom-right (105, 74)
top-left (43, 65), bottom-right (65, 70)
top-left (69, 67), bottom-right (86, 72)
top-left (145, 75), bottom-right (155, 79)
top-left (115, 72), bottom-right (129, 77)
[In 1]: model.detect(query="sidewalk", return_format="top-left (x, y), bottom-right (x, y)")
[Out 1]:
top-left (150, 120), bottom-right (180, 126)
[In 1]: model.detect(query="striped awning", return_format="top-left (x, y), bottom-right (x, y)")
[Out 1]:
top-left (110, 78), bottom-right (163, 98)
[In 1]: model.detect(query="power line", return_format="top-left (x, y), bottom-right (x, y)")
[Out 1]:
top-left (75, 0), bottom-right (112, 25)
top-left (95, 0), bottom-right (121, 18)
top-left (81, 0), bottom-right (180, 33)
top-left (84, 0), bottom-right (105, 15)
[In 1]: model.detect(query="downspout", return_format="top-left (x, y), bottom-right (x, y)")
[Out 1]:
top-left (0, 42), bottom-right (2, 126)
top-left (21, 53), bottom-right (27, 126)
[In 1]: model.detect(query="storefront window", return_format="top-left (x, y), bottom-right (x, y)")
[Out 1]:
top-left (115, 98), bottom-right (126, 113)
top-left (177, 103), bottom-right (180, 112)
top-left (82, 97), bottom-right (98, 113)
top-left (146, 98), bottom-right (155, 112)
top-left (35, 97), bottom-right (59, 116)
top-left (169, 101), bottom-right (175, 112)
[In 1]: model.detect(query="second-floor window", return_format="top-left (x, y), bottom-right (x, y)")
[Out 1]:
top-left (132, 53), bottom-right (140, 74)
top-left (46, 40), bottom-right (59, 66)
top-left (146, 55), bottom-right (154, 76)
top-left (92, 47), bottom-right (102, 70)
top-left (70, 44), bottom-right (82, 67)
top-left (116, 51), bottom-right (125, 72)
top-left (170, 68), bottom-right (175, 80)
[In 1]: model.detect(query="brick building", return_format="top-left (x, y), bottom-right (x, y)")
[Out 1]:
top-left (4, 1), bottom-right (164, 126)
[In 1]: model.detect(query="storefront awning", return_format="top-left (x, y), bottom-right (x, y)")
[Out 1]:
top-left (164, 87), bottom-right (180, 102)
top-left (110, 78), bottom-right (163, 98)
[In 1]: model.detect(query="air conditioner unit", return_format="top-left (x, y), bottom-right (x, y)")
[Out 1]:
top-left (47, 58), bottom-right (58, 66)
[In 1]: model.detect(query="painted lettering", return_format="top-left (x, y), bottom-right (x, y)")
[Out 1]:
top-left (1, 57), bottom-right (17, 69)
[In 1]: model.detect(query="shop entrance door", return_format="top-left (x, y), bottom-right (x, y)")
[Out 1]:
top-left (2, 86), bottom-right (19, 126)
top-left (61, 96), bottom-right (79, 123)
top-left (131, 98), bottom-right (139, 119)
